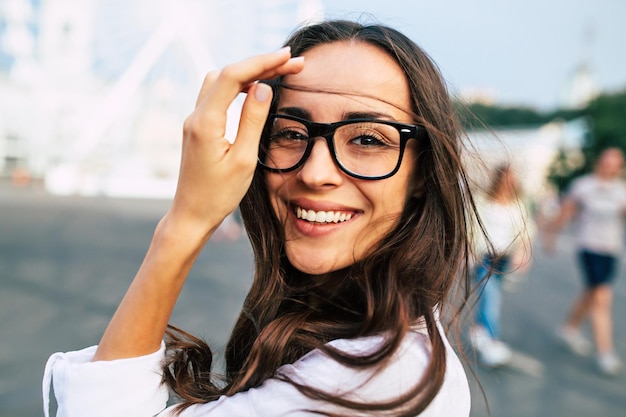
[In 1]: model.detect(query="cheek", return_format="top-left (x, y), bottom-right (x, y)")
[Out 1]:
top-left (365, 166), bottom-right (416, 228)
top-left (265, 174), bottom-right (289, 219)
top-left (386, 163), bottom-right (417, 207)
top-left (362, 182), bottom-right (409, 229)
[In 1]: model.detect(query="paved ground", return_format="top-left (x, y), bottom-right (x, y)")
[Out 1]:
top-left (1, 185), bottom-right (625, 417)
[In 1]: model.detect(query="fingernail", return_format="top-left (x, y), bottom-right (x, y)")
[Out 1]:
top-left (277, 46), bottom-right (291, 55)
top-left (255, 83), bottom-right (271, 102)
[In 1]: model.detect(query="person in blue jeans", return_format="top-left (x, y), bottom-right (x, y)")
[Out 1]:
top-left (470, 164), bottom-right (534, 366)
top-left (474, 254), bottom-right (510, 341)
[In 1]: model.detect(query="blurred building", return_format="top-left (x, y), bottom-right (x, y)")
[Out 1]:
top-left (465, 117), bottom-right (589, 202)
top-left (560, 23), bottom-right (598, 109)
top-left (561, 62), bottom-right (598, 110)
top-left (0, 0), bottom-right (323, 197)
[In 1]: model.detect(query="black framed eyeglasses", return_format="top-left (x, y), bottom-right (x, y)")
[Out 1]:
top-left (258, 114), bottom-right (425, 180)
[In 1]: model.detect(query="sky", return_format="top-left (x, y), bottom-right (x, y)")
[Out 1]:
top-left (1, 0), bottom-right (622, 193)
top-left (1, 0), bottom-right (624, 112)
top-left (322, 0), bottom-right (626, 110)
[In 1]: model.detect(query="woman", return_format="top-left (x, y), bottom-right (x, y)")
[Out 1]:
top-left (469, 164), bottom-right (533, 367)
top-left (547, 147), bottom-right (625, 376)
top-left (44, 20), bottom-right (480, 416)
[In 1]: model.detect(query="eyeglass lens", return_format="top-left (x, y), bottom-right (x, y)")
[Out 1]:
top-left (260, 116), bottom-right (404, 178)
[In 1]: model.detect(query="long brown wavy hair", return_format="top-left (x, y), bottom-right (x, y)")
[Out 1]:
top-left (163, 19), bottom-right (477, 416)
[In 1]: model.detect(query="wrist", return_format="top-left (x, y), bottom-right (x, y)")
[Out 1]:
top-left (142, 214), bottom-right (214, 278)
top-left (156, 210), bottom-right (218, 248)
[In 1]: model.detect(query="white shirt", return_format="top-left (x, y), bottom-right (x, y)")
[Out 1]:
top-left (569, 174), bottom-right (626, 255)
top-left (473, 194), bottom-right (533, 255)
top-left (43, 324), bottom-right (470, 417)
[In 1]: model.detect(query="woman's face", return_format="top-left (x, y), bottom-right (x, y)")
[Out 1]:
top-left (596, 148), bottom-right (624, 180)
top-left (499, 168), bottom-right (517, 196)
top-left (265, 41), bottom-right (418, 275)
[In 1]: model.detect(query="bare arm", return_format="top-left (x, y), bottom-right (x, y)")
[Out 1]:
top-left (548, 198), bottom-right (577, 232)
top-left (93, 48), bottom-right (304, 361)
top-left (542, 197), bottom-right (577, 253)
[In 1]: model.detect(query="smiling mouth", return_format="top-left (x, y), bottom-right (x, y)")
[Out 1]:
top-left (295, 205), bottom-right (354, 224)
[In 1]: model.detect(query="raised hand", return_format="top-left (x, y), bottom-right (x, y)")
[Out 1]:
top-left (93, 48), bottom-right (304, 361)
top-left (167, 47), bottom-right (304, 241)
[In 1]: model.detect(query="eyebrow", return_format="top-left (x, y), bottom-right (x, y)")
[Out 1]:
top-left (276, 107), bottom-right (397, 122)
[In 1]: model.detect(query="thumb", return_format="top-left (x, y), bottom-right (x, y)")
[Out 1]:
top-left (233, 82), bottom-right (273, 153)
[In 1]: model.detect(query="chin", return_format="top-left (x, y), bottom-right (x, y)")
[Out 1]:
top-left (289, 261), bottom-right (339, 277)
top-left (286, 250), bottom-right (354, 277)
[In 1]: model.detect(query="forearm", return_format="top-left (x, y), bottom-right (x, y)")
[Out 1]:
top-left (546, 199), bottom-right (576, 233)
top-left (90, 48), bottom-right (303, 362)
top-left (93, 214), bottom-right (214, 361)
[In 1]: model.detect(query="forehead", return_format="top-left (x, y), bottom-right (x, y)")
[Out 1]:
top-left (600, 149), bottom-right (624, 164)
top-left (280, 41), bottom-right (412, 120)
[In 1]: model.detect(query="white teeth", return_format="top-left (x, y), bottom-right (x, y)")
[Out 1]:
top-left (295, 206), bottom-right (353, 224)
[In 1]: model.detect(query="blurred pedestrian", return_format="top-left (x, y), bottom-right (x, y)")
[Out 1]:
top-left (470, 163), bottom-right (534, 366)
top-left (546, 147), bottom-right (625, 376)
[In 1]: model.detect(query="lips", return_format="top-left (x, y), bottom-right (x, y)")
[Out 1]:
top-left (295, 205), bottom-right (354, 224)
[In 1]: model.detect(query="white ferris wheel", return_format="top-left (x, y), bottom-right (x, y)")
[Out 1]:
top-left (83, 0), bottom-right (324, 157)
top-left (39, 0), bottom-right (324, 196)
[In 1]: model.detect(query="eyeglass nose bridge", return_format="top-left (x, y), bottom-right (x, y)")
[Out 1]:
top-left (305, 121), bottom-right (338, 141)
top-left (294, 119), bottom-right (339, 158)
top-left (298, 127), bottom-right (340, 170)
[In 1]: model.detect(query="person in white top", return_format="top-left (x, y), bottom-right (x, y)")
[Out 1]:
top-left (546, 147), bottom-right (626, 376)
top-left (469, 164), bottom-right (534, 367)
top-left (43, 19), bottom-right (479, 416)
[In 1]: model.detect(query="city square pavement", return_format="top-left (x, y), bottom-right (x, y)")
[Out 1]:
top-left (1, 185), bottom-right (625, 417)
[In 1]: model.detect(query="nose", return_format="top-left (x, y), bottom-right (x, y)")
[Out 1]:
top-left (296, 138), bottom-right (344, 188)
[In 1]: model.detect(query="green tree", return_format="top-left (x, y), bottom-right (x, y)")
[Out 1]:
top-left (553, 90), bottom-right (626, 192)
top-left (456, 102), bottom-right (584, 130)
top-left (585, 91), bottom-right (626, 159)
top-left (457, 89), bottom-right (626, 193)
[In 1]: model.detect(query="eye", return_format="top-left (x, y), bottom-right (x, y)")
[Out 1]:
top-left (341, 123), bottom-right (398, 149)
top-left (271, 128), bottom-right (309, 142)
top-left (350, 134), bottom-right (388, 147)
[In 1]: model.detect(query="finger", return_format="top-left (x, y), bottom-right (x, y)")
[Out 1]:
top-left (199, 48), bottom-right (303, 117)
top-left (231, 82), bottom-right (273, 155)
top-left (239, 55), bottom-right (304, 94)
top-left (195, 71), bottom-right (219, 108)
top-left (193, 50), bottom-right (291, 112)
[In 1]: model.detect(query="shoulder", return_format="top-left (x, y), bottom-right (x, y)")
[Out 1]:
top-left (282, 328), bottom-right (431, 384)
top-left (615, 178), bottom-right (626, 193)
top-left (567, 175), bottom-right (594, 199)
top-left (169, 327), bottom-right (470, 417)
top-left (571, 174), bottom-right (593, 189)
top-left (473, 192), bottom-right (490, 210)
top-left (280, 325), bottom-right (469, 414)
